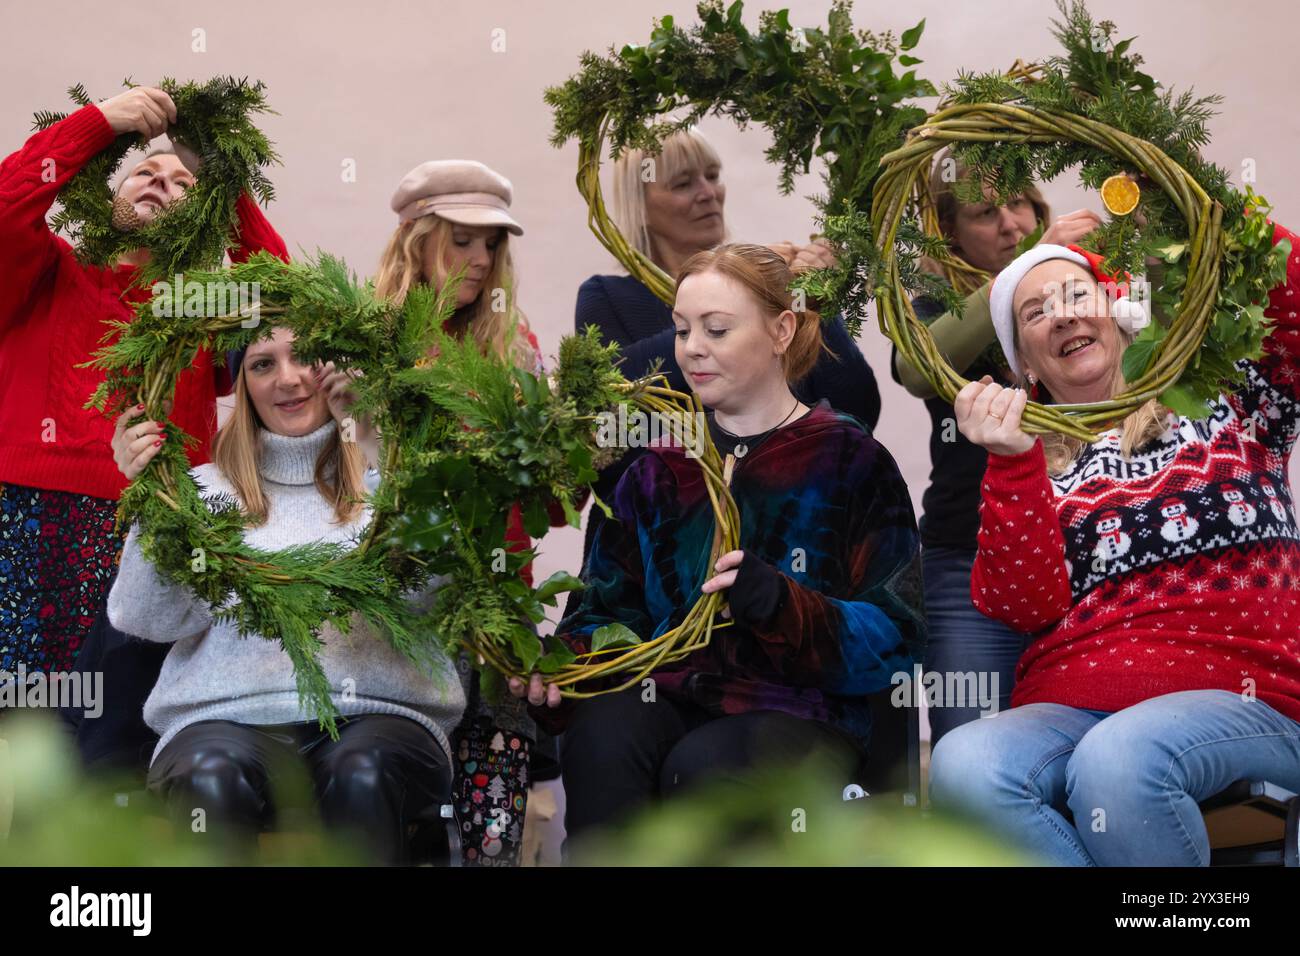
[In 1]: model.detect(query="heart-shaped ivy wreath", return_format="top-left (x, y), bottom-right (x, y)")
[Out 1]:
top-left (545, 0), bottom-right (934, 324)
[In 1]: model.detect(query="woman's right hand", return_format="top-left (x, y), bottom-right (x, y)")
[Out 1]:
top-left (954, 376), bottom-right (1035, 456)
top-left (507, 673), bottom-right (563, 709)
top-left (98, 87), bottom-right (178, 139)
top-left (1040, 209), bottom-right (1103, 248)
top-left (112, 404), bottom-right (167, 481)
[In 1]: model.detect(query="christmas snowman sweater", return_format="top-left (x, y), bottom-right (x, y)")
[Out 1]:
top-left (972, 223), bottom-right (1300, 724)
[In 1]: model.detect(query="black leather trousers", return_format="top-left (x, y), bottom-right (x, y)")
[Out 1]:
top-left (148, 714), bottom-right (451, 864)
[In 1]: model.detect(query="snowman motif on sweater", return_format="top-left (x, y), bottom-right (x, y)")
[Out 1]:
top-left (1159, 496), bottom-right (1199, 543)
top-left (1219, 482), bottom-right (1257, 528)
top-left (1260, 477), bottom-right (1290, 523)
top-left (1093, 509), bottom-right (1131, 562)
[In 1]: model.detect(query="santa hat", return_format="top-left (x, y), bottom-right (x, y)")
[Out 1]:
top-left (1097, 510), bottom-right (1121, 524)
top-left (988, 243), bottom-right (1150, 379)
top-left (1219, 483), bottom-right (1238, 493)
top-left (1160, 497), bottom-right (1184, 509)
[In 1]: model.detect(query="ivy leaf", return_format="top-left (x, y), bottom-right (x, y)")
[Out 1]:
top-left (1159, 383), bottom-right (1214, 419)
top-left (591, 622), bottom-right (643, 652)
top-left (534, 570), bottom-right (585, 606)
top-left (1121, 323), bottom-right (1163, 381)
top-left (537, 642), bottom-right (578, 674)
top-left (505, 624), bottom-right (544, 674)
top-left (900, 18), bottom-right (925, 51)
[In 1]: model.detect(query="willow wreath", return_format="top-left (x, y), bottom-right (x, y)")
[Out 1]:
top-left (86, 252), bottom-right (739, 731)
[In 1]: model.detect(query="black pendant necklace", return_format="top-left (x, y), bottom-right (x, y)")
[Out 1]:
top-left (714, 398), bottom-right (801, 459)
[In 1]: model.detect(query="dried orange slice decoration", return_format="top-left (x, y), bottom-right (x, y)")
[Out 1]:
top-left (1101, 174), bottom-right (1141, 216)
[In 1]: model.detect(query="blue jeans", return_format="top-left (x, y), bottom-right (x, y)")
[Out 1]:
top-left (929, 689), bottom-right (1300, 865)
top-left (921, 545), bottom-right (1026, 744)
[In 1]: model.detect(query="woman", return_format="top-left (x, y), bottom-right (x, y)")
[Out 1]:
top-left (107, 327), bottom-right (464, 864)
top-left (376, 159), bottom-right (568, 866)
top-left (928, 227), bottom-right (1300, 866)
top-left (0, 85), bottom-right (287, 772)
top-left (566, 128), bottom-right (883, 628)
top-left (891, 150), bottom-right (1102, 742)
top-left (518, 243), bottom-right (925, 840)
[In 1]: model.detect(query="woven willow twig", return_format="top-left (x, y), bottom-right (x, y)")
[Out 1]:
top-left (875, 101), bottom-right (1223, 441)
top-left (131, 304), bottom-right (739, 699)
top-left (464, 377), bottom-right (741, 696)
top-left (576, 117), bottom-right (676, 305)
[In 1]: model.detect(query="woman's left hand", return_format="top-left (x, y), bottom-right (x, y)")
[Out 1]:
top-left (702, 549), bottom-right (746, 619)
top-left (702, 549), bottom-right (745, 593)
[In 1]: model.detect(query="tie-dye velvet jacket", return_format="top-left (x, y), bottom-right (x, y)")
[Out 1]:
top-left (552, 400), bottom-right (926, 751)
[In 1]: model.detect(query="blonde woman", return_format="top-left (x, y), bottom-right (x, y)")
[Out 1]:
top-left (374, 159), bottom-right (567, 865)
top-left (106, 328), bottom-right (465, 864)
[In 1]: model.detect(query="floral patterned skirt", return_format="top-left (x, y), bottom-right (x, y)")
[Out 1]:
top-left (0, 482), bottom-right (121, 673)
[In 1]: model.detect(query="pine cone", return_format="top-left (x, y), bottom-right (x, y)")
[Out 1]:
top-left (110, 196), bottom-right (142, 232)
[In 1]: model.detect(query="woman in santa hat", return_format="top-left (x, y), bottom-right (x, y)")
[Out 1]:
top-left (928, 230), bottom-right (1300, 865)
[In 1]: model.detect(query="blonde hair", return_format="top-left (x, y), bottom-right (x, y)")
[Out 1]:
top-left (676, 242), bottom-right (829, 382)
top-left (373, 214), bottom-right (535, 368)
top-left (612, 128), bottom-right (725, 265)
top-left (212, 363), bottom-right (367, 526)
top-left (1013, 317), bottom-right (1171, 476)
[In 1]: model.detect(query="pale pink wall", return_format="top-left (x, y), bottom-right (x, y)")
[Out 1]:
top-left (5, 0), bottom-right (1296, 632)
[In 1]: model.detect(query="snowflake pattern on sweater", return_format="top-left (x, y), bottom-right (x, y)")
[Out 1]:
top-left (972, 223), bottom-right (1300, 724)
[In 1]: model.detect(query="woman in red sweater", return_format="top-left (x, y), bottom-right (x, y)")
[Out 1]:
top-left (928, 229), bottom-right (1300, 865)
top-left (0, 86), bottom-right (286, 677)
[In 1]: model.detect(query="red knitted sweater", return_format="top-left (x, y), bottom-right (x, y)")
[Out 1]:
top-left (0, 104), bottom-right (288, 501)
top-left (972, 223), bottom-right (1300, 724)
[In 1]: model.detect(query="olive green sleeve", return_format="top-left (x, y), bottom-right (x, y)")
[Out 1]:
top-left (892, 280), bottom-right (999, 399)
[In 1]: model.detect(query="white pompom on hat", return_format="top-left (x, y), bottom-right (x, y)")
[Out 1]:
top-left (988, 242), bottom-right (1149, 379)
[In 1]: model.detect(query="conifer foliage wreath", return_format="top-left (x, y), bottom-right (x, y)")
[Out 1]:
top-left (35, 76), bottom-right (278, 290)
top-left (56, 79), bottom-right (738, 732)
top-left (87, 252), bottom-right (739, 733)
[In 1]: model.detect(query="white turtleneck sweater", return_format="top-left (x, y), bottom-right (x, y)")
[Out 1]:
top-left (107, 420), bottom-right (466, 765)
